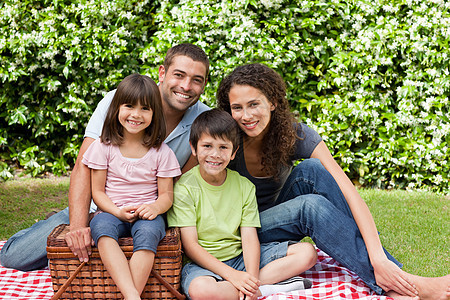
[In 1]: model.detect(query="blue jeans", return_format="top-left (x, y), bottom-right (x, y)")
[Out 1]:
top-left (90, 212), bottom-right (165, 253)
top-left (257, 158), bottom-right (401, 295)
top-left (0, 207), bottom-right (69, 271)
top-left (181, 241), bottom-right (289, 298)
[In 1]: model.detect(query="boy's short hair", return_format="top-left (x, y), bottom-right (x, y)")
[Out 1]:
top-left (190, 109), bottom-right (239, 152)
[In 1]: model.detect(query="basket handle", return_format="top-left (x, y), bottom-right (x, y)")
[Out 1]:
top-left (151, 269), bottom-right (186, 300)
top-left (51, 261), bottom-right (87, 300)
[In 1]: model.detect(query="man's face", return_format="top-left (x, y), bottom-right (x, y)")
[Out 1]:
top-left (158, 55), bottom-right (207, 113)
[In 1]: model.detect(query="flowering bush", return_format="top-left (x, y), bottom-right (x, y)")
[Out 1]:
top-left (0, 0), bottom-right (158, 178)
top-left (1, 0), bottom-right (449, 193)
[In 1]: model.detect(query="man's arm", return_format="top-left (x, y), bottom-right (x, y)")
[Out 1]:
top-left (65, 137), bottom-right (95, 262)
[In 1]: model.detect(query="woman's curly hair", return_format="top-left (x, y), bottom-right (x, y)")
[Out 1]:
top-left (217, 63), bottom-right (300, 178)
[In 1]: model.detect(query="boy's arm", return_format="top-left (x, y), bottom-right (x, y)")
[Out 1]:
top-left (241, 226), bottom-right (261, 300)
top-left (180, 226), bottom-right (260, 297)
top-left (91, 169), bottom-right (137, 222)
top-left (240, 227), bottom-right (260, 278)
top-left (136, 177), bottom-right (173, 220)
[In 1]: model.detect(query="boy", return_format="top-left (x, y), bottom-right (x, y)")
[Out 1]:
top-left (167, 109), bottom-right (318, 300)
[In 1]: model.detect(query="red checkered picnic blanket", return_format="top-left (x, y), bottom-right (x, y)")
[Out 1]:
top-left (0, 241), bottom-right (392, 299)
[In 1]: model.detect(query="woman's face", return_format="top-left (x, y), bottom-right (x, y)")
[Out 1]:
top-left (228, 84), bottom-right (275, 139)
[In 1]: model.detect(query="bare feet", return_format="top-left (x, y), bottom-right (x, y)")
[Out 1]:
top-left (406, 274), bottom-right (450, 300)
top-left (385, 290), bottom-right (419, 300)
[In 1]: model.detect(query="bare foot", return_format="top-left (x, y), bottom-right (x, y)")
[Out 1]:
top-left (406, 274), bottom-right (450, 300)
top-left (385, 290), bottom-right (419, 300)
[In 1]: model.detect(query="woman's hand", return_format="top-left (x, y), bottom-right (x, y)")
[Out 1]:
top-left (373, 258), bottom-right (418, 297)
top-left (227, 269), bottom-right (260, 299)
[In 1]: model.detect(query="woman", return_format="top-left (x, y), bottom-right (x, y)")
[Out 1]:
top-left (216, 63), bottom-right (449, 300)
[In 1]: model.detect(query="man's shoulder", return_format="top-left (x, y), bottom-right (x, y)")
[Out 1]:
top-left (187, 101), bottom-right (211, 117)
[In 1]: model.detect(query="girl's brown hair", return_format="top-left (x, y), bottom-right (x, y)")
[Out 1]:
top-left (101, 74), bottom-right (166, 148)
top-left (217, 63), bottom-right (300, 178)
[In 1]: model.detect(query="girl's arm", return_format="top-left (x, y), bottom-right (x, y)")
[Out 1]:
top-left (135, 177), bottom-right (173, 220)
top-left (240, 227), bottom-right (261, 300)
top-left (311, 141), bottom-right (416, 296)
top-left (180, 226), bottom-right (260, 298)
top-left (91, 169), bottom-right (137, 222)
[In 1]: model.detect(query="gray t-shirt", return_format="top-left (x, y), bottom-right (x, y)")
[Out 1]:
top-left (228, 123), bottom-right (322, 212)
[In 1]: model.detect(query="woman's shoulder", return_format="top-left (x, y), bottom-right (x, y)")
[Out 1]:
top-left (293, 123), bottom-right (322, 159)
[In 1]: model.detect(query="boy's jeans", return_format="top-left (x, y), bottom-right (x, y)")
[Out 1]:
top-left (0, 207), bottom-right (69, 271)
top-left (257, 158), bottom-right (401, 295)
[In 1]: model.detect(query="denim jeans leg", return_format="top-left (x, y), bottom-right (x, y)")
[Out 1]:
top-left (263, 159), bottom-right (402, 294)
top-left (259, 193), bottom-right (398, 295)
top-left (277, 158), bottom-right (353, 217)
top-left (0, 207), bottom-right (69, 271)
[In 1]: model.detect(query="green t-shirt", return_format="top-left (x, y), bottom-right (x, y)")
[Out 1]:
top-left (167, 165), bottom-right (260, 261)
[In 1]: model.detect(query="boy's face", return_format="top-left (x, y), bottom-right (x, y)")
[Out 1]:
top-left (190, 132), bottom-right (236, 186)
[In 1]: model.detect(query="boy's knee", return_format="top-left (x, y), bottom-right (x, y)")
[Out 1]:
top-left (188, 277), bottom-right (220, 300)
top-left (288, 242), bottom-right (318, 268)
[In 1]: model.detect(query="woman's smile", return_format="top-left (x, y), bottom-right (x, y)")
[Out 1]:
top-left (228, 84), bottom-right (275, 138)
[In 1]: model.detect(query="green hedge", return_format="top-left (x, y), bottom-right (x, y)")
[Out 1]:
top-left (0, 0), bottom-right (158, 177)
top-left (1, 0), bottom-right (449, 193)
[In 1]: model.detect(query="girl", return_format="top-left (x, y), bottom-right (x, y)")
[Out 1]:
top-left (216, 63), bottom-right (449, 300)
top-left (82, 74), bottom-right (181, 300)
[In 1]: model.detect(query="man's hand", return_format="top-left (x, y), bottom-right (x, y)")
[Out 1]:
top-left (65, 226), bottom-right (94, 263)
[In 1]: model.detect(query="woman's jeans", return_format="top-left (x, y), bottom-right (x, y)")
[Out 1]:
top-left (257, 158), bottom-right (401, 295)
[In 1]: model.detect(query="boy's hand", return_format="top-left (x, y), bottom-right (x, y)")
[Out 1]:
top-left (135, 203), bottom-right (161, 220)
top-left (227, 270), bottom-right (260, 299)
top-left (117, 206), bottom-right (139, 222)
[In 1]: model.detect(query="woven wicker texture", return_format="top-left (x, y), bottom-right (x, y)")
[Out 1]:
top-left (47, 224), bottom-right (183, 299)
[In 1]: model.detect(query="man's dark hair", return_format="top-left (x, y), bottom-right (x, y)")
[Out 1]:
top-left (164, 43), bottom-right (210, 79)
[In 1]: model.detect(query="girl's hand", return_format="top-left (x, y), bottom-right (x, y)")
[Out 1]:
top-left (373, 258), bottom-right (418, 297)
top-left (135, 203), bottom-right (161, 220)
top-left (227, 269), bottom-right (260, 299)
top-left (117, 206), bottom-right (139, 222)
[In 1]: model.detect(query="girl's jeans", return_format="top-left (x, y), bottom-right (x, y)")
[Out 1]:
top-left (257, 158), bottom-right (401, 295)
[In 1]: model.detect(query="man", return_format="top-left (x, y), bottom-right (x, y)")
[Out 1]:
top-left (0, 43), bottom-right (210, 271)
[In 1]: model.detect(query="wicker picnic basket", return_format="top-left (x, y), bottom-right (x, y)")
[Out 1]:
top-left (46, 224), bottom-right (184, 299)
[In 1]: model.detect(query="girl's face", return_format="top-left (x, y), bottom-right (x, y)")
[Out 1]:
top-left (228, 85), bottom-right (275, 139)
top-left (118, 102), bottom-right (153, 137)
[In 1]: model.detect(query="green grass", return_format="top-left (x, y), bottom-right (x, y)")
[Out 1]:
top-left (0, 177), bottom-right (448, 277)
top-left (0, 177), bottom-right (70, 240)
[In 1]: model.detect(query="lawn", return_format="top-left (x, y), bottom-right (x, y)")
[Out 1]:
top-left (0, 177), bottom-right (448, 277)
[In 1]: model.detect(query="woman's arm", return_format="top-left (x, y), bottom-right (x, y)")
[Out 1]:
top-left (180, 226), bottom-right (260, 297)
top-left (135, 177), bottom-right (173, 220)
top-left (311, 141), bottom-right (417, 296)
